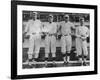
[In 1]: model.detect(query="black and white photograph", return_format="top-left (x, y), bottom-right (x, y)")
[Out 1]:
top-left (11, 1), bottom-right (97, 79)
top-left (22, 11), bottom-right (90, 69)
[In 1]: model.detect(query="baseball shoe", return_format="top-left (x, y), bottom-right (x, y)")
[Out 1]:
top-left (83, 61), bottom-right (87, 66)
top-left (63, 61), bottom-right (68, 66)
top-left (52, 61), bottom-right (56, 67)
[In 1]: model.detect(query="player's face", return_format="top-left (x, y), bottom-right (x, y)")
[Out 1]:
top-left (64, 17), bottom-right (69, 22)
top-left (48, 16), bottom-right (53, 23)
top-left (80, 19), bottom-right (84, 26)
top-left (34, 13), bottom-right (38, 20)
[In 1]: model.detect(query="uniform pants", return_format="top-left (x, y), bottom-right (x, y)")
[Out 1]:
top-left (27, 34), bottom-right (41, 58)
top-left (45, 35), bottom-right (56, 58)
top-left (61, 35), bottom-right (72, 54)
top-left (76, 38), bottom-right (88, 56)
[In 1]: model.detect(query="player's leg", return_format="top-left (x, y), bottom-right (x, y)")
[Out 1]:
top-left (82, 40), bottom-right (88, 66)
top-left (76, 38), bottom-right (83, 64)
top-left (51, 36), bottom-right (56, 66)
top-left (66, 36), bottom-right (72, 63)
top-left (44, 35), bottom-right (50, 67)
top-left (34, 35), bottom-right (41, 62)
top-left (61, 36), bottom-right (67, 64)
top-left (27, 35), bottom-right (35, 66)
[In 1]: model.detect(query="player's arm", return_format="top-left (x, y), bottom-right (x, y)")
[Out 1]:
top-left (40, 22), bottom-right (48, 39)
top-left (55, 23), bottom-right (58, 33)
top-left (54, 23), bottom-right (58, 36)
top-left (57, 23), bottom-right (61, 35)
top-left (24, 21), bottom-right (30, 36)
top-left (71, 23), bottom-right (75, 30)
top-left (56, 22), bottom-right (62, 39)
top-left (24, 22), bottom-right (29, 33)
top-left (81, 27), bottom-right (90, 40)
top-left (41, 22), bottom-right (49, 35)
top-left (75, 27), bottom-right (81, 38)
top-left (60, 22), bottom-right (63, 35)
top-left (71, 23), bottom-right (75, 36)
top-left (39, 22), bottom-right (44, 35)
top-left (85, 28), bottom-right (90, 38)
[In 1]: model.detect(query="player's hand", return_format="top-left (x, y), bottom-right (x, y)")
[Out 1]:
top-left (41, 33), bottom-right (46, 39)
top-left (39, 32), bottom-right (43, 35)
top-left (81, 37), bottom-right (86, 41)
top-left (41, 32), bottom-right (49, 35)
top-left (70, 33), bottom-right (73, 36)
top-left (25, 33), bottom-right (30, 38)
top-left (25, 32), bottom-right (29, 36)
top-left (57, 34), bottom-right (62, 39)
top-left (75, 35), bottom-right (81, 38)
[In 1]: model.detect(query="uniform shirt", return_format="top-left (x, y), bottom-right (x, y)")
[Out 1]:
top-left (43, 22), bottom-right (57, 34)
top-left (76, 25), bottom-right (89, 38)
top-left (61, 21), bottom-right (75, 35)
top-left (25, 19), bottom-right (42, 35)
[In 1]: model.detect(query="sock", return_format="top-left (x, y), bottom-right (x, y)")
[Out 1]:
top-left (63, 56), bottom-right (66, 62)
top-left (52, 57), bottom-right (56, 61)
top-left (78, 55), bottom-right (82, 61)
top-left (84, 55), bottom-right (87, 62)
top-left (63, 54), bottom-right (66, 57)
top-left (67, 56), bottom-right (70, 62)
top-left (84, 55), bottom-right (87, 59)
top-left (29, 58), bottom-right (33, 62)
top-left (67, 52), bottom-right (70, 62)
top-left (78, 55), bottom-right (82, 58)
top-left (34, 58), bottom-right (37, 61)
top-left (45, 57), bottom-right (48, 61)
top-left (67, 52), bottom-right (70, 56)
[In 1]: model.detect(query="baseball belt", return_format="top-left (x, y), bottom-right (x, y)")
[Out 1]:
top-left (49, 33), bottom-right (56, 36)
top-left (62, 34), bottom-right (71, 36)
top-left (32, 33), bottom-right (36, 35)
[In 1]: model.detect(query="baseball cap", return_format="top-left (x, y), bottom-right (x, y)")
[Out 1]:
top-left (48, 14), bottom-right (53, 18)
top-left (79, 17), bottom-right (84, 21)
top-left (33, 12), bottom-right (38, 15)
top-left (64, 14), bottom-right (69, 18)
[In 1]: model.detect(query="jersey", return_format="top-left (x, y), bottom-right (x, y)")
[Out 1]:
top-left (61, 21), bottom-right (75, 35)
top-left (76, 26), bottom-right (89, 38)
top-left (43, 22), bottom-right (57, 34)
top-left (25, 19), bottom-right (42, 35)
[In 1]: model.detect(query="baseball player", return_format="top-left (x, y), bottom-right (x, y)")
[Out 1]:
top-left (24, 12), bottom-right (42, 66)
top-left (60, 14), bottom-right (75, 65)
top-left (75, 17), bottom-right (89, 66)
top-left (43, 14), bottom-right (57, 67)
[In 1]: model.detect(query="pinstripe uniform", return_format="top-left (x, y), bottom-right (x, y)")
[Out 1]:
top-left (76, 25), bottom-right (89, 56)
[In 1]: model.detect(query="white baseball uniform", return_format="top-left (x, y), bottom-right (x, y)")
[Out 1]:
top-left (25, 19), bottom-right (42, 58)
top-left (43, 22), bottom-right (57, 58)
top-left (75, 25), bottom-right (89, 56)
top-left (60, 21), bottom-right (75, 53)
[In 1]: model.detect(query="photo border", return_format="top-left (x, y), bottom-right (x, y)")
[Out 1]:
top-left (11, 0), bottom-right (98, 79)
